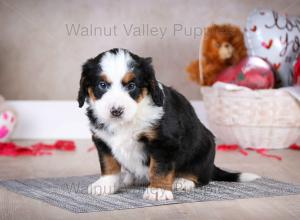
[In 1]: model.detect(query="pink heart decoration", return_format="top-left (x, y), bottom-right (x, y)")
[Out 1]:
top-left (2, 112), bottom-right (8, 120)
top-left (245, 9), bottom-right (300, 86)
top-left (0, 111), bottom-right (16, 142)
top-left (0, 126), bottom-right (9, 139)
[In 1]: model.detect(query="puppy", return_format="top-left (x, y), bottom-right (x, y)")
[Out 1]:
top-left (78, 48), bottom-right (259, 201)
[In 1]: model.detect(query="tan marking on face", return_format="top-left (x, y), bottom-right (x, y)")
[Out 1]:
top-left (122, 72), bottom-right (135, 84)
top-left (149, 157), bottom-right (175, 190)
top-left (101, 154), bottom-right (121, 175)
top-left (137, 88), bottom-right (148, 103)
top-left (99, 74), bottom-right (112, 83)
top-left (176, 173), bottom-right (198, 184)
top-left (88, 87), bottom-right (96, 101)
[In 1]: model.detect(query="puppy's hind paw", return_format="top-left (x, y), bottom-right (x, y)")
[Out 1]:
top-left (172, 178), bottom-right (195, 192)
top-left (239, 173), bottom-right (261, 182)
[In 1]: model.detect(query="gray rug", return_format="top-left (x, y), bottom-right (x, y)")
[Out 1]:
top-left (1, 175), bottom-right (300, 213)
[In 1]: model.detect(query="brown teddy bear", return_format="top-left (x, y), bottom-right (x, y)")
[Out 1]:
top-left (186, 24), bottom-right (248, 86)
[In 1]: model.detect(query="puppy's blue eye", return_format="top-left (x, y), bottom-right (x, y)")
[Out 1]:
top-left (98, 81), bottom-right (108, 90)
top-left (126, 82), bottom-right (136, 91)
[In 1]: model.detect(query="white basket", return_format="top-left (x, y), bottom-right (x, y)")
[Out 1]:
top-left (201, 87), bottom-right (300, 149)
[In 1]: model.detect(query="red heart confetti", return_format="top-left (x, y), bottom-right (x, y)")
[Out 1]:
top-left (0, 140), bottom-right (76, 157)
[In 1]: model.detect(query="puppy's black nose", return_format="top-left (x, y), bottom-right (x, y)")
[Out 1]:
top-left (110, 107), bottom-right (124, 118)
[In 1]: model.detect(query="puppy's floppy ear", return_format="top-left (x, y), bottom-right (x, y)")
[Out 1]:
top-left (77, 58), bottom-right (94, 108)
top-left (143, 57), bottom-right (164, 106)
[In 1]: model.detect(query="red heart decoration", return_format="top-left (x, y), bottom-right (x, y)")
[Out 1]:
top-left (251, 25), bottom-right (257, 32)
top-left (261, 39), bottom-right (273, 49)
top-left (294, 56), bottom-right (300, 85)
top-left (216, 57), bottom-right (275, 89)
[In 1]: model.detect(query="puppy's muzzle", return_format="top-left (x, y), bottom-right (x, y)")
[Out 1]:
top-left (110, 107), bottom-right (124, 118)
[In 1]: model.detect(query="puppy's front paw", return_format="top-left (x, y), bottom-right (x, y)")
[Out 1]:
top-left (88, 175), bottom-right (120, 195)
top-left (143, 187), bottom-right (174, 201)
top-left (172, 178), bottom-right (195, 192)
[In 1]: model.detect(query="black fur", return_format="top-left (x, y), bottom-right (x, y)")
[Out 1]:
top-left (77, 58), bottom-right (101, 107)
top-left (143, 85), bottom-right (240, 184)
top-left (79, 48), bottom-right (243, 187)
top-left (92, 135), bottom-right (113, 174)
top-left (127, 54), bottom-right (164, 106)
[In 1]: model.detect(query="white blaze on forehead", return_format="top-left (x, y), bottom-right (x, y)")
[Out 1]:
top-left (93, 49), bottom-right (138, 125)
top-left (100, 49), bottom-right (133, 83)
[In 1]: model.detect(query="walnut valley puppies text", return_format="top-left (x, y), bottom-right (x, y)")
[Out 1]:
top-left (65, 24), bottom-right (202, 39)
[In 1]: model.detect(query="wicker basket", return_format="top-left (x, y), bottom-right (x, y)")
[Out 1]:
top-left (201, 87), bottom-right (300, 149)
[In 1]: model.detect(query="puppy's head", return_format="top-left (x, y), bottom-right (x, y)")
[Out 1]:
top-left (77, 48), bottom-right (164, 123)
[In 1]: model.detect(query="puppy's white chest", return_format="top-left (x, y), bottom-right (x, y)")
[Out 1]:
top-left (96, 126), bottom-right (148, 178)
top-left (91, 96), bottom-right (164, 179)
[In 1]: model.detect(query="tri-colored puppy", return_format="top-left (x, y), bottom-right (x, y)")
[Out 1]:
top-left (77, 48), bottom-right (259, 201)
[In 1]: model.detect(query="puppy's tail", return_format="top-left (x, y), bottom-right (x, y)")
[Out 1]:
top-left (212, 166), bottom-right (260, 182)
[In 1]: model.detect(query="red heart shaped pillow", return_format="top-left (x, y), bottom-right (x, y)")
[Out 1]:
top-left (216, 56), bottom-right (275, 89)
